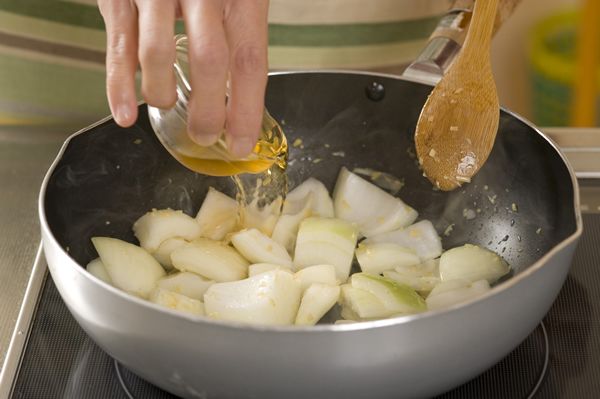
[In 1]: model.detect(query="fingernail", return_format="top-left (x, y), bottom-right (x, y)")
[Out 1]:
top-left (192, 133), bottom-right (219, 147)
top-left (115, 104), bottom-right (133, 125)
top-left (230, 138), bottom-right (255, 158)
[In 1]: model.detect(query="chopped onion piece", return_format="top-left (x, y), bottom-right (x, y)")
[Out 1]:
top-left (395, 258), bottom-right (439, 278)
top-left (92, 237), bottom-right (166, 299)
top-left (351, 273), bottom-right (426, 314)
top-left (364, 220), bottom-right (442, 262)
top-left (332, 168), bottom-right (417, 237)
top-left (133, 208), bottom-right (201, 253)
top-left (149, 287), bottom-right (205, 315)
top-left (293, 264), bottom-right (339, 294)
top-left (286, 177), bottom-right (334, 218)
top-left (171, 238), bottom-right (249, 282)
top-left (439, 244), bottom-right (510, 284)
top-left (294, 243), bottom-right (353, 283)
top-left (295, 283), bottom-right (340, 325)
top-left (426, 279), bottom-right (491, 310)
top-left (157, 271), bottom-right (214, 301)
top-left (355, 243), bottom-right (420, 274)
top-left (383, 270), bottom-right (440, 295)
top-left (204, 269), bottom-right (301, 325)
top-left (295, 217), bottom-right (358, 255)
top-left (195, 187), bottom-right (238, 241)
top-left (271, 191), bottom-right (314, 254)
top-left (340, 284), bottom-right (398, 319)
top-left (352, 168), bottom-right (405, 196)
top-left (248, 263), bottom-right (293, 277)
top-left (293, 217), bottom-right (358, 283)
top-left (231, 228), bottom-right (293, 268)
top-left (241, 197), bottom-right (282, 237)
top-left (86, 257), bottom-right (114, 286)
top-left (151, 237), bottom-right (188, 271)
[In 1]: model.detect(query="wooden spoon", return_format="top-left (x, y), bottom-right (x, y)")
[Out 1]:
top-left (415, 0), bottom-right (500, 191)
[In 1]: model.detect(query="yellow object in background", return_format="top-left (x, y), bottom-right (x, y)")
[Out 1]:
top-left (571, 0), bottom-right (600, 126)
top-left (529, 8), bottom-right (600, 127)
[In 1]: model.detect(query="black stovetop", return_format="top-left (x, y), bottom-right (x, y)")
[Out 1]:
top-left (9, 213), bottom-right (600, 399)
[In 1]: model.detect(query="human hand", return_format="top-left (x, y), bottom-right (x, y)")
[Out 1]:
top-left (98, 0), bottom-right (270, 158)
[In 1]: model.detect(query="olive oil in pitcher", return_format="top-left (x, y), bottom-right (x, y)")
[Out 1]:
top-left (147, 35), bottom-right (288, 234)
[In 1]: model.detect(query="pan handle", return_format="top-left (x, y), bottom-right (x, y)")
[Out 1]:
top-left (403, 0), bottom-right (522, 85)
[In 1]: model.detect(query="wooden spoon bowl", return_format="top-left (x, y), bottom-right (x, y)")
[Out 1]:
top-left (415, 0), bottom-right (500, 191)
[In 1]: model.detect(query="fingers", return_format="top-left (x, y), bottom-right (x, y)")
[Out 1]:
top-left (222, 0), bottom-right (269, 158)
top-left (179, 0), bottom-right (229, 147)
top-left (99, 0), bottom-right (139, 127)
top-left (137, 0), bottom-right (177, 109)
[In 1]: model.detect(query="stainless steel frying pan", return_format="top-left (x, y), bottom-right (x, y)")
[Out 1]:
top-left (39, 3), bottom-right (581, 399)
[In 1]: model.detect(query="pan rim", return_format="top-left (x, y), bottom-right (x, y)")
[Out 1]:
top-left (38, 71), bottom-right (583, 333)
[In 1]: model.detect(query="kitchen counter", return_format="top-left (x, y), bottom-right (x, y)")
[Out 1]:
top-left (0, 125), bottom-right (74, 370)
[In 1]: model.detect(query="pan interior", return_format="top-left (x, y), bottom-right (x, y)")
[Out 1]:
top-left (44, 72), bottom-right (576, 281)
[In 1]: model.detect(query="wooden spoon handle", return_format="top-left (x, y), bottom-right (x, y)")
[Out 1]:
top-left (430, 0), bottom-right (522, 46)
top-left (403, 0), bottom-right (521, 84)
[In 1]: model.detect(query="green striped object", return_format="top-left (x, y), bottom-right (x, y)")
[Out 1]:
top-left (0, 0), bottom-right (448, 127)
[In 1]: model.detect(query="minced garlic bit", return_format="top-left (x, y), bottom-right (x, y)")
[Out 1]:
top-left (512, 203), bottom-right (518, 212)
top-left (442, 93), bottom-right (446, 97)
top-left (312, 158), bottom-right (322, 164)
top-left (466, 138), bottom-right (472, 145)
top-left (419, 157), bottom-right (424, 165)
top-left (342, 200), bottom-right (351, 211)
top-left (483, 185), bottom-right (489, 190)
top-left (450, 126), bottom-right (458, 131)
top-left (428, 115), bottom-right (434, 122)
top-left (434, 157), bottom-right (441, 163)
top-left (477, 209), bottom-right (481, 213)
top-left (423, 172), bottom-right (428, 177)
top-left (324, 143), bottom-right (330, 148)
top-left (66, 247), bottom-right (70, 252)
top-left (281, 119), bottom-right (286, 125)
top-left (292, 138), bottom-right (303, 147)
top-left (517, 249), bottom-right (523, 252)
top-left (116, 165), bottom-right (120, 169)
top-left (450, 99), bottom-right (457, 104)
top-left (456, 175), bottom-right (471, 183)
top-left (443, 175), bottom-right (449, 180)
top-left (454, 88), bottom-right (463, 94)
top-left (357, 243), bottom-right (367, 249)
top-left (463, 208), bottom-right (476, 220)
top-left (443, 224), bottom-right (454, 236)
top-left (536, 228), bottom-right (542, 235)
top-left (487, 195), bottom-right (497, 205)
top-left (494, 207), bottom-right (498, 213)
top-left (106, 221), bottom-right (110, 225)
top-left (134, 139), bottom-right (142, 144)
top-left (429, 149), bottom-right (437, 157)
top-left (332, 151), bottom-right (345, 157)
